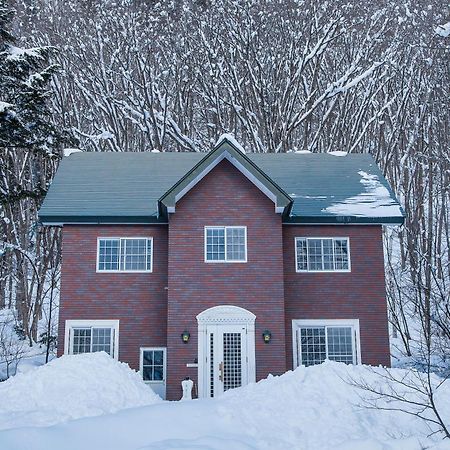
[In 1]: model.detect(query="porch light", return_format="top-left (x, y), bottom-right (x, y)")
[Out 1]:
top-left (181, 330), bottom-right (190, 343)
top-left (262, 330), bottom-right (271, 343)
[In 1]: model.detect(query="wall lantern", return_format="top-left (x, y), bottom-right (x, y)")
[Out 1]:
top-left (262, 330), bottom-right (272, 344)
top-left (181, 330), bottom-right (190, 344)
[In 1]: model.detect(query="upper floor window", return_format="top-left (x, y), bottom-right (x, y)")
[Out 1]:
top-left (205, 226), bottom-right (247, 262)
top-left (295, 237), bottom-right (350, 272)
top-left (97, 237), bottom-right (153, 272)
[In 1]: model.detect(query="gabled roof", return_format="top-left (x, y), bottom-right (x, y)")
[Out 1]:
top-left (158, 138), bottom-right (293, 216)
top-left (38, 140), bottom-right (405, 225)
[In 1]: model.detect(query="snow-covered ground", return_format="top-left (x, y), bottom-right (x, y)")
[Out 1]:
top-left (0, 354), bottom-right (448, 450)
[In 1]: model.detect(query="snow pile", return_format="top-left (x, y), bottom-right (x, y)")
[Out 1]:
top-left (324, 170), bottom-right (403, 218)
top-left (63, 148), bottom-right (82, 157)
top-left (0, 361), bottom-right (448, 449)
top-left (435, 22), bottom-right (450, 38)
top-left (0, 353), bottom-right (160, 430)
top-left (0, 101), bottom-right (13, 113)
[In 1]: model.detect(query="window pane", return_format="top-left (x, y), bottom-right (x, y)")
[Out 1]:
top-left (153, 350), bottom-right (164, 365)
top-left (226, 227), bottom-right (246, 261)
top-left (153, 366), bottom-right (164, 381)
top-left (334, 239), bottom-right (349, 270)
top-left (300, 327), bottom-right (326, 366)
top-left (98, 239), bottom-right (119, 271)
top-left (206, 228), bottom-right (225, 261)
top-left (327, 327), bottom-right (354, 364)
top-left (143, 366), bottom-right (153, 381)
top-left (72, 328), bottom-right (92, 354)
top-left (296, 239), bottom-right (307, 270)
top-left (307, 239), bottom-right (323, 271)
top-left (92, 328), bottom-right (112, 355)
top-left (121, 238), bottom-right (148, 271)
top-left (322, 239), bottom-right (334, 270)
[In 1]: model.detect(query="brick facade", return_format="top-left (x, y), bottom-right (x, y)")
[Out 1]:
top-left (58, 160), bottom-right (391, 401)
top-left (283, 225), bottom-right (391, 369)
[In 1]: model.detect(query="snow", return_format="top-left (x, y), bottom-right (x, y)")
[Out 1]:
top-left (5, 45), bottom-right (42, 61)
top-left (435, 22), bottom-right (450, 37)
top-left (216, 133), bottom-right (246, 153)
top-left (324, 170), bottom-right (404, 218)
top-left (63, 148), bottom-right (83, 157)
top-left (0, 353), bottom-right (160, 430)
top-left (0, 101), bottom-right (13, 113)
top-left (328, 151), bottom-right (348, 157)
top-left (97, 130), bottom-right (114, 140)
top-left (294, 150), bottom-right (312, 154)
top-left (0, 360), bottom-right (448, 449)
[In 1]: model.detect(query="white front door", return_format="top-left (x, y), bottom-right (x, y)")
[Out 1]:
top-left (197, 305), bottom-right (256, 398)
top-left (206, 324), bottom-right (248, 397)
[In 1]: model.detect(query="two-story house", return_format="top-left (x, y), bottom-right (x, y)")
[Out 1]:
top-left (38, 137), bottom-right (404, 400)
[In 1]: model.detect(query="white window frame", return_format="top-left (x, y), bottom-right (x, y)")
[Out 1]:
top-left (64, 319), bottom-right (120, 360)
top-left (204, 226), bottom-right (248, 263)
top-left (292, 319), bottom-right (361, 368)
top-left (139, 347), bottom-right (167, 384)
top-left (294, 237), bottom-right (351, 273)
top-left (96, 237), bottom-right (153, 273)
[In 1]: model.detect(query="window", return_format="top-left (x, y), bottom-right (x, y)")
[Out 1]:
top-left (205, 226), bottom-right (247, 262)
top-left (295, 237), bottom-right (350, 272)
top-left (140, 348), bottom-right (166, 383)
top-left (97, 237), bottom-right (152, 272)
top-left (293, 320), bottom-right (360, 368)
top-left (65, 320), bottom-right (119, 359)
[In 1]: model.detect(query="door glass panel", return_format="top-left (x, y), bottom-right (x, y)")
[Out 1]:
top-left (209, 333), bottom-right (214, 398)
top-left (223, 332), bottom-right (242, 391)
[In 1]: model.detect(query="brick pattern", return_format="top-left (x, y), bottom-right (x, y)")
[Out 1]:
top-left (283, 225), bottom-right (391, 369)
top-left (166, 159), bottom-right (286, 400)
top-left (58, 225), bottom-right (168, 372)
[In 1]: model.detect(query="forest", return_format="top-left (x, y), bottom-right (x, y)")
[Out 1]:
top-left (0, 0), bottom-right (449, 377)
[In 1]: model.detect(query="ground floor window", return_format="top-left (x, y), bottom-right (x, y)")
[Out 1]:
top-left (293, 319), bottom-right (360, 367)
top-left (140, 347), bottom-right (166, 383)
top-left (65, 320), bottom-right (119, 359)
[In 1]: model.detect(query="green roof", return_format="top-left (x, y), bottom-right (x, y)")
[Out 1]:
top-left (39, 141), bottom-right (404, 225)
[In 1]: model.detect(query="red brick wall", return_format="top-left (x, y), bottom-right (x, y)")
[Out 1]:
top-left (166, 159), bottom-right (286, 400)
top-left (58, 225), bottom-right (168, 371)
top-left (283, 225), bottom-right (391, 369)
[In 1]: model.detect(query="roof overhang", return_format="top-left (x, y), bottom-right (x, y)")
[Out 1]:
top-left (158, 138), bottom-right (293, 217)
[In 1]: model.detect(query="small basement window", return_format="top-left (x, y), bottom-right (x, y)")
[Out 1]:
top-left (140, 348), bottom-right (166, 383)
top-left (97, 237), bottom-right (153, 272)
top-left (205, 226), bottom-right (247, 262)
top-left (295, 237), bottom-right (350, 272)
top-left (65, 320), bottom-right (119, 359)
top-left (293, 319), bottom-right (360, 367)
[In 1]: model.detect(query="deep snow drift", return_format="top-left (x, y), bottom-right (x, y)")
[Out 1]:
top-left (0, 352), bottom-right (160, 430)
top-left (0, 358), bottom-right (448, 449)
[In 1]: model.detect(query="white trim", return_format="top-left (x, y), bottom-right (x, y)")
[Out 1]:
top-left (291, 319), bottom-right (361, 368)
top-left (96, 237), bottom-right (153, 273)
top-left (64, 319), bottom-right (120, 360)
top-left (294, 237), bottom-right (351, 273)
top-left (197, 305), bottom-right (256, 398)
top-left (172, 151), bottom-right (282, 214)
top-left (204, 226), bottom-right (248, 263)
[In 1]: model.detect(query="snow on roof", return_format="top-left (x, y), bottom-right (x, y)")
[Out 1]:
top-left (63, 148), bottom-right (83, 157)
top-left (215, 133), bottom-right (246, 153)
top-left (324, 170), bottom-right (404, 218)
top-left (328, 151), bottom-right (348, 157)
top-left (435, 22), bottom-right (450, 37)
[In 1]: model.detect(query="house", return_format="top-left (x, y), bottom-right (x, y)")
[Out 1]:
top-left (38, 137), bottom-right (404, 400)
